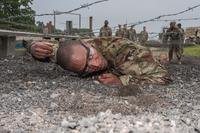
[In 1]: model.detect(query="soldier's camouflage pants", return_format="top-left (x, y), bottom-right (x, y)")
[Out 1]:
top-left (168, 41), bottom-right (182, 61)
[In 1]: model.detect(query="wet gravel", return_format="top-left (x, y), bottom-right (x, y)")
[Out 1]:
top-left (0, 55), bottom-right (200, 133)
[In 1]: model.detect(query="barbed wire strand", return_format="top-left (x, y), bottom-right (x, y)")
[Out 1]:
top-left (125, 4), bottom-right (200, 27)
top-left (1, 3), bottom-right (200, 36)
top-left (3, 0), bottom-right (109, 20)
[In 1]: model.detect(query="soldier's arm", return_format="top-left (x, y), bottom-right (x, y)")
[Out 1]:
top-left (99, 28), bottom-right (103, 37)
top-left (115, 31), bottom-right (118, 36)
top-left (23, 40), bottom-right (54, 62)
top-left (109, 28), bottom-right (112, 36)
top-left (163, 30), bottom-right (170, 43)
top-left (146, 32), bottom-right (149, 40)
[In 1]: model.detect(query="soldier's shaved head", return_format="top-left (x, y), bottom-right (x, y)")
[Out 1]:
top-left (57, 40), bottom-right (87, 73)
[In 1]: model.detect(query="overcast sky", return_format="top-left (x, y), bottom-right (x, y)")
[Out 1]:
top-left (32, 0), bottom-right (200, 37)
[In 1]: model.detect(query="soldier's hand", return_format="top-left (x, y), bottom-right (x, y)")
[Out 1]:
top-left (30, 42), bottom-right (53, 59)
top-left (98, 73), bottom-right (123, 86)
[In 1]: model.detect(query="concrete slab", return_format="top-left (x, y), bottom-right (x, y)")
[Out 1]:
top-left (0, 36), bottom-right (16, 57)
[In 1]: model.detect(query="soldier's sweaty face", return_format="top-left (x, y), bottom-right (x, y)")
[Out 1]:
top-left (85, 47), bottom-right (108, 73)
top-left (57, 41), bottom-right (107, 74)
top-left (81, 43), bottom-right (108, 74)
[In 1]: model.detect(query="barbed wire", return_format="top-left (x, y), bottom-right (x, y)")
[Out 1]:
top-left (77, 3), bottom-right (200, 33)
top-left (152, 17), bottom-right (200, 22)
top-left (2, 0), bottom-right (109, 20)
top-left (1, 2), bottom-right (200, 37)
top-left (126, 3), bottom-right (200, 27)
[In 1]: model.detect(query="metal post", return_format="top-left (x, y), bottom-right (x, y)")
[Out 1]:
top-left (79, 14), bottom-right (81, 29)
top-left (53, 10), bottom-right (56, 33)
top-left (89, 16), bottom-right (93, 31)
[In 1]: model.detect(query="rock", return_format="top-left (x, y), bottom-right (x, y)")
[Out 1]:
top-left (61, 119), bottom-right (78, 129)
top-left (50, 102), bottom-right (58, 109)
top-left (93, 80), bottom-right (100, 84)
top-left (0, 129), bottom-right (10, 133)
top-left (52, 82), bottom-right (56, 85)
top-left (50, 93), bottom-right (60, 99)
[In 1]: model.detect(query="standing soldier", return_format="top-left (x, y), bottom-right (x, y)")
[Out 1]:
top-left (115, 24), bottom-right (123, 37)
top-left (122, 24), bottom-right (129, 39)
top-left (129, 25), bottom-right (137, 42)
top-left (99, 20), bottom-right (112, 37)
top-left (139, 26), bottom-right (148, 45)
top-left (177, 23), bottom-right (185, 54)
top-left (165, 22), bottom-right (182, 64)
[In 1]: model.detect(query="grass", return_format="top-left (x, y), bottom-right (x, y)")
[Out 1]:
top-left (184, 45), bottom-right (200, 57)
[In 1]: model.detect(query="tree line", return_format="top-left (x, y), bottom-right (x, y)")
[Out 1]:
top-left (0, 0), bottom-right (39, 32)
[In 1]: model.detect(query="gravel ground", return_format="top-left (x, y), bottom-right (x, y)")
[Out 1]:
top-left (0, 54), bottom-right (200, 133)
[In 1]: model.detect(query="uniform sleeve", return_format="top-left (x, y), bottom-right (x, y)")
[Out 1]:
top-left (99, 28), bottom-right (103, 37)
top-left (119, 75), bottom-right (132, 86)
top-left (22, 40), bottom-right (34, 53)
top-left (109, 27), bottom-right (112, 36)
top-left (113, 42), bottom-right (170, 85)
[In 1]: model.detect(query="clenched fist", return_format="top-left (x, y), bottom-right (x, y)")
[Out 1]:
top-left (98, 73), bottom-right (122, 87)
top-left (30, 42), bottom-right (53, 59)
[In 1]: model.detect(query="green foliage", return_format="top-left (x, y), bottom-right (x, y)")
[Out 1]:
top-left (0, 0), bottom-right (36, 31)
top-left (184, 45), bottom-right (200, 57)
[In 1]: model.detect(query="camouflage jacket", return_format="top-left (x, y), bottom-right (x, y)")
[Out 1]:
top-left (82, 37), bottom-right (169, 85)
top-left (128, 29), bottom-right (137, 41)
top-left (115, 29), bottom-right (123, 37)
top-left (179, 28), bottom-right (185, 42)
top-left (99, 26), bottom-right (112, 37)
top-left (139, 31), bottom-right (148, 43)
top-left (122, 29), bottom-right (129, 39)
top-left (165, 27), bottom-right (182, 42)
top-left (24, 38), bottom-right (169, 85)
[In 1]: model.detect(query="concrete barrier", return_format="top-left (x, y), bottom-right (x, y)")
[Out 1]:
top-left (0, 29), bottom-right (79, 58)
top-left (0, 36), bottom-right (16, 57)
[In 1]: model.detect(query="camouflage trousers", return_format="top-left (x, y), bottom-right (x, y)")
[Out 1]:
top-left (168, 40), bottom-right (183, 61)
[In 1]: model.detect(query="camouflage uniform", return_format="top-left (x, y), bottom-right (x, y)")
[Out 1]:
top-left (122, 28), bottom-right (129, 39)
top-left (115, 29), bottom-right (123, 37)
top-left (178, 27), bottom-right (185, 54)
top-left (165, 27), bottom-right (182, 62)
top-left (82, 38), bottom-right (169, 85)
top-left (25, 38), bottom-right (169, 86)
top-left (139, 30), bottom-right (148, 44)
top-left (99, 26), bottom-right (112, 37)
top-left (129, 29), bottom-right (137, 42)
